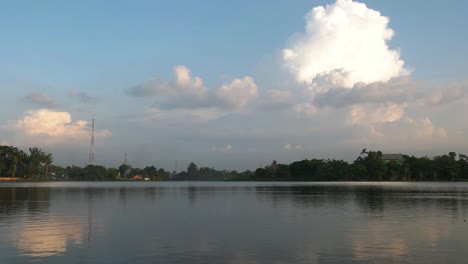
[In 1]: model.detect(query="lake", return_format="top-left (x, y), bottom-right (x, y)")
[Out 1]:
top-left (0, 182), bottom-right (467, 263)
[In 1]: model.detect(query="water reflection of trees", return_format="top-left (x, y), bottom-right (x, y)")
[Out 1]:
top-left (0, 187), bottom-right (51, 220)
top-left (254, 184), bottom-right (468, 218)
top-left (184, 186), bottom-right (256, 205)
top-left (255, 185), bottom-right (349, 209)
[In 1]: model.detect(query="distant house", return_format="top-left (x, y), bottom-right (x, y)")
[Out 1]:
top-left (382, 154), bottom-right (404, 164)
top-left (132, 174), bottom-right (144, 181)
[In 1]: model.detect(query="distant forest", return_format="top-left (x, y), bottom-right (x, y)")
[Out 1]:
top-left (1, 145), bottom-right (468, 182)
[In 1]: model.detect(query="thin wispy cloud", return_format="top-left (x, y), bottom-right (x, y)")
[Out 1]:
top-left (284, 144), bottom-right (303, 151)
top-left (21, 92), bottom-right (60, 109)
top-left (424, 82), bottom-right (468, 107)
top-left (70, 91), bottom-right (97, 104)
top-left (211, 144), bottom-right (233, 153)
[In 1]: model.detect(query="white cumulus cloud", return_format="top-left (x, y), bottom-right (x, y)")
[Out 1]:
top-left (173, 65), bottom-right (206, 97)
top-left (216, 77), bottom-right (258, 109)
top-left (9, 109), bottom-right (111, 142)
top-left (128, 65), bottom-right (258, 112)
top-left (283, 0), bottom-right (408, 90)
top-left (127, 65), bottom-right (209, 109)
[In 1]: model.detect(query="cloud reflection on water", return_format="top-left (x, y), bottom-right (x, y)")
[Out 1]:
top-left (14, 219), bottom-right (84, 257)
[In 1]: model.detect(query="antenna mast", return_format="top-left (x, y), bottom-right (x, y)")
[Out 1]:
top-left (89, 116), bottom-right (95, 165)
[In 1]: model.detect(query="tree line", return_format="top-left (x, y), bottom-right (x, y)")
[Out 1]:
top-left (1, 144), bottom-right (468, 181)
top-left (173, 150), bottom-right (468, 182)
top-left (0, 145), bottom-right (52, 180)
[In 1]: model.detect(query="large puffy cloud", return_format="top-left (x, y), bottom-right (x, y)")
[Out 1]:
top-left (9, 109), bottom-right (111, 142)
top-left (283, 0), bottom-right (408, 89)
top-left (282, 0), bottom-right (412, 125)
top-left (127, 65), bottom-right (258, 112)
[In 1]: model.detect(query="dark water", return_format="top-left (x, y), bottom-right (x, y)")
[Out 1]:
top-left (1, 182), bottom-right (468, 263)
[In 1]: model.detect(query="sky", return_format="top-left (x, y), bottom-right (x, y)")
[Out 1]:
top-left (1, 0), bottom-right (468, 171)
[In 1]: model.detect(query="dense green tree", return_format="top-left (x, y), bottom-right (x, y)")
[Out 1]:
top-left (275, 164), bottom-right (291, 179)
top-left (0, 146), bottom-right (16, 176)
top-left (187, 162), bottom-right (199, 176)
top-left (49, 165), bottom-right (66, 179)
top-left (363, 151), bottom-right (386, 181)
top-left (458, 154), bottom-right (468, 179)
top-left (28, 147), bottom-right (49, 180)
top-left (66, 166), bottom-right (85, 180)
top-left (84, 165), bottom-right (107, 180)
top-left (254, 168), bottom-right (267, 180)
top-left (158, 168), bottom-right (170, 181)
top-left (385, 160), bottom-right (404, 181)
top-left (433, 153), bottom-right (459, 181)
top-left (404, 156), bottom-right (433, 181)
top-left (143, 166), bottom-right (157, 179)
top-left (327, 160), bottom-right (351, 181)
top-left (106, 167), bottom-right (119, 179)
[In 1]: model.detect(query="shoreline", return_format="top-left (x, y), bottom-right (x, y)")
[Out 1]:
top-left (0, 177), bottom-right (21, 182)
top-left (1, 179), bottom-right (468, 183)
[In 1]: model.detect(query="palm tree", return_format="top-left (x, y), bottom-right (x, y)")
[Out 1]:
top-left (44, 153), bottom-right (53, 179)
top-left (12, 147), bottom-right (20, 178)
top-left (28, 147), bottom-right (44, 180)
top-left (360, 148), bottom-right (368, 157)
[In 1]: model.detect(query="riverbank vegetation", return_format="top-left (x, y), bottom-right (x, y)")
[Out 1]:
top-left (1, 145), bottom-right (467, 181)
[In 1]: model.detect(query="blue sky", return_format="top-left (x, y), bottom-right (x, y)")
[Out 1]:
top-left (1, 0), bottom-right (468, 170)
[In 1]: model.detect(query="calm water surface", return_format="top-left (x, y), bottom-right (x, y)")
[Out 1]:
top-left (1, 182), bottom-right (468, 263)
